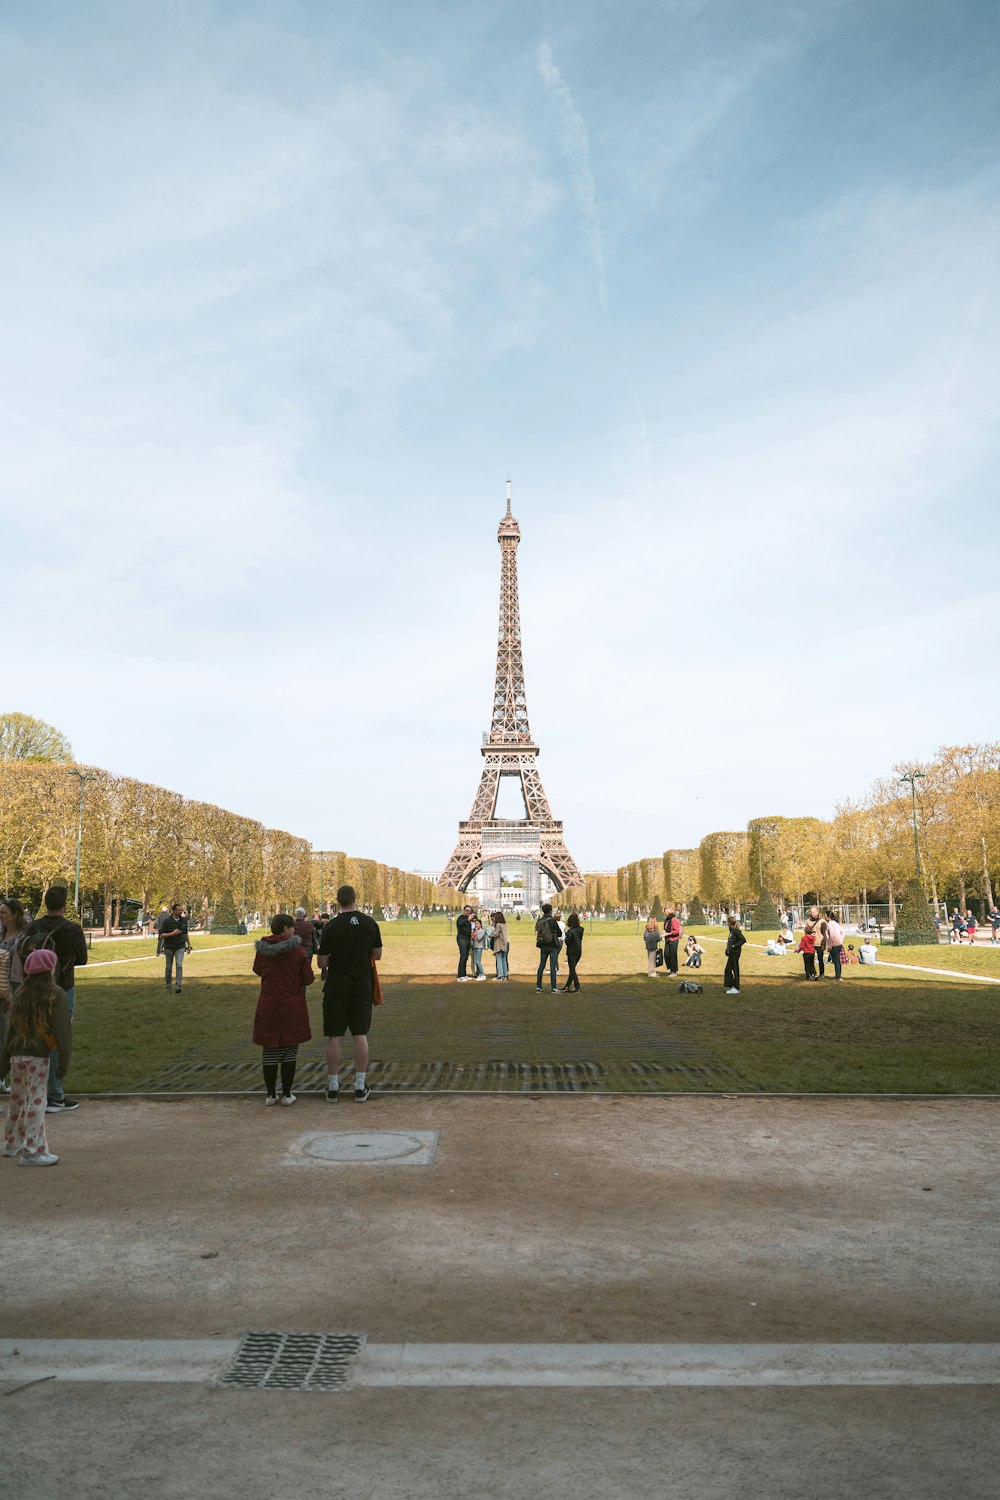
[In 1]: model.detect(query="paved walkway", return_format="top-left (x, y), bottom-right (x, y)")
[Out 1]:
top-left (4, 1097), bottom-right (998, 1497)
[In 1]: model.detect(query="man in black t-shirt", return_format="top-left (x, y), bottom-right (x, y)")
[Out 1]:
top-left (318, 884), bottom-right (382, 1102)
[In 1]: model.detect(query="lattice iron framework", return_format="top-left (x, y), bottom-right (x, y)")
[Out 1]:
top-left (439, 485), bottom-right (582, 895)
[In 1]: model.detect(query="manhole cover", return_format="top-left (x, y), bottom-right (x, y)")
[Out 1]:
top-left (218, 1332), bottom-right (365, 1390)
top-left (289, 1130), bottom-right (439, 1165)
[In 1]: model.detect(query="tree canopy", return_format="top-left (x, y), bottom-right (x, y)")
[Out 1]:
top-left (0, 712), bottom-right (74, 762)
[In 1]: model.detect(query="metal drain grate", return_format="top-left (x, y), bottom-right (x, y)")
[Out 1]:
top-left (218, 1332), bottom-right (365, 1391)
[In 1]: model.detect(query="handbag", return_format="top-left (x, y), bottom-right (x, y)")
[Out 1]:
top-left (654, 948), bottom-right (664, 968)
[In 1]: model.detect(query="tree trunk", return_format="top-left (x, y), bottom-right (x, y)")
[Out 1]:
top-left (888, 878), bottom-right (896, 925)
top-left (103, 882), bottom-right (113, 937)
top-left (958, 871), bottom-right (967, 912)
top-left (980, 837), bottom-right (995, 909)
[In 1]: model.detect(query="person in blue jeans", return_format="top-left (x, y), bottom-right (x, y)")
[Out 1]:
top-left (490, 912), bottom-right (510, 980)
top-left (471, 915), bottom-right (487, 980)
top-left (23, 886), bottom-right (88, 1113)
top-left (534, 903), bottom-right (560, 992)
top-left (160, 903), bottom-right (191, 992)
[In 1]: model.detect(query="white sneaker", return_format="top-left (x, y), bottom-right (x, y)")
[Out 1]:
top-left (475, 975), bottom-right (487, 982)
top-left (3, 1144), bottom-right (20, 1157)
top-left (20, 1151), bottom-right (59, 1166)
top-left (726, 988), bottom-right (740, 995)
top-left (265, 1095), bottom-right (279, 1107)
top-left (280, 1093), bottom-right (297, 1106)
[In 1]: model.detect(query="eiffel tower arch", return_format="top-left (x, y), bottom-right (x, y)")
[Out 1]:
top-left (439, 485), bottom-right (582, 908)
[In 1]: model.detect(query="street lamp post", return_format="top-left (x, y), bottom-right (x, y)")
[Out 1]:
top-left (899, 769), bottom-right (926, 880)
top-left (239, 826), bottom-right (248, 926)
top-left (67, 769), bottom-right (96, 916)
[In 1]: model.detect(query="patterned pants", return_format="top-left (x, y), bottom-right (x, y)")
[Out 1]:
top-left (260, 1046), bottom-right (298, 1065)
top-left (4, 1056), bottom-right (50, 1156)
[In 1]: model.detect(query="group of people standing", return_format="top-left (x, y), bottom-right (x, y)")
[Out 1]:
top-left (455, 908), bottom-right (511, 982)
top-left (794, 907), bottom-right (847, 980)
top-left (453, 902), bottom-right (585, 993)
top-left (1, 887), bottom-right (89, 1166)
top-left (641, 910), bottom-right (685, 976)
top-left (251, 885), bottom-right (381, 1107)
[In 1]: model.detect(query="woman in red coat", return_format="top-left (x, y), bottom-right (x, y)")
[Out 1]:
top-left (252, 913), bottom-right (315, 1105)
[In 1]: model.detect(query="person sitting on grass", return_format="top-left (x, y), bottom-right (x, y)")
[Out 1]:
top-left (683, 935), bottom-right (703, 968)
top-left (779, 922), bottom-right (795, 947)
top-left (1, 948), bottom-right (70, 1166)
top-left (252, 913), bottom-right (314, 1106)
top-left (765, 935), bottom-right (787, 955)
top-left (859, 938), bottom-right (878, 965)
top-left (844, 943), bottom-right (859, 964)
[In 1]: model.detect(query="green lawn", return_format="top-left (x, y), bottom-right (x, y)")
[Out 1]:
top-left (67, 920), bottom-right (1000, 1095)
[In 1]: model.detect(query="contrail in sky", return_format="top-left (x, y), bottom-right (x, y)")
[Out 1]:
top-left (537, 39), bottom-right (608, 313)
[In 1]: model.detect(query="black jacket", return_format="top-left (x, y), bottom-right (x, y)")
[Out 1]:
top-left (24, 914), bottom-right (88, 989)
top-left (565, 927), bottom-right (583, 960)
top-left (725, 927), bottom-right (746, 956)
top-left (456, 913), bottom-right (472, 942)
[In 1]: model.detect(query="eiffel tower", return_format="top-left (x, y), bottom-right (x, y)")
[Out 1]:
top-left (439, 484), bottom-right (582, 904)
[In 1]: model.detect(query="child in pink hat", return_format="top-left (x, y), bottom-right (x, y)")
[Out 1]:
top-left (1, 948), bottom-right (71, 1165)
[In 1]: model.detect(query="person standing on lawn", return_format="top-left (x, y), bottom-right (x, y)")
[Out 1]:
top-left (534, 902), bottom-right (561, 993)
top-left (1, 948), bottom-right (71, 1165)
top-left (318, 884), bottom-right (382, 1103)
top-left (824, 910), bottom-right (846, 980)
top-left (455, 905), bottom-right (473, 982)
top-left (160, 903), bottom-right (191, 994)
top-left (471, 913), bottom-right (488, 980)
top-left (490, 911), bottom-right (510, 981)
top-left (252, 913), bottom-right (314, 1105)
top-left (724, 914), bottom-right (746, 995)
top-left (1, 898), bottom-right (29, 1093)
top-left (292, 907), bottom-right (317, 959)
top-left (662, 907), bottom-right (682, 975)
top-left (23, 886), bottom-right (87, 1113)
top-left (561, 913), bottom-right (583, 992)
top-left (805, 907), bottom-right (827, 977)
top-left (797, 926), bottom-right (817, 980)
top-left (643, 917), bottom-right (661, 977)
top-left (154, 905), bottom-right (170, 956)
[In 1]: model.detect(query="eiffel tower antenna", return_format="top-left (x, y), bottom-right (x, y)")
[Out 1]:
top-left (439, 483), bottom-right (582, 905)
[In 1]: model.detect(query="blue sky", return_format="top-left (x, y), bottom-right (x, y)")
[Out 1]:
top-left (2, 0), bottom-right (998, 873)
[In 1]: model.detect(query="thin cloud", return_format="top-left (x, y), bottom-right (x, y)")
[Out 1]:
top-left (537, 39), bottom-right (608, 312)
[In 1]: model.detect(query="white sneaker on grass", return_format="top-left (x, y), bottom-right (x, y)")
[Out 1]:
top-left (725, 987), bottom-right (740, 995)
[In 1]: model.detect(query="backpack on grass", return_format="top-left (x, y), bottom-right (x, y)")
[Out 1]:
top-left (677, 980), bottom-right (703, 994)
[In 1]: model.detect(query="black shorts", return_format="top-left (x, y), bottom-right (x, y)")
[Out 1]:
top-left (323, 977), bottom-right (373, 1038)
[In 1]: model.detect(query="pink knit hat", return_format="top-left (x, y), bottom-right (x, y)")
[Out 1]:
top-left (24, 948), bottom-right (58, 975)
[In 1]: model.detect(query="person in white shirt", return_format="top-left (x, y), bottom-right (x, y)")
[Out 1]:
top-left (859, 941), bottom-right (878, 964)
top-left (765, 937), bottom-right (786, 955)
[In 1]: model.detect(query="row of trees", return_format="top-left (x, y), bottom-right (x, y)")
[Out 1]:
top-left (312, 851), bottom-right (460, 913)
top-left (0, 758), bottom-right (454, 933)
top-left (609, 744), bottom-right (1000, 919)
